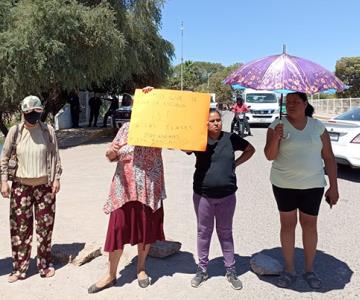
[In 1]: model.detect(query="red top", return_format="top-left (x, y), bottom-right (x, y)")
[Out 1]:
top-left (231, 103), bottom-right (249, 113)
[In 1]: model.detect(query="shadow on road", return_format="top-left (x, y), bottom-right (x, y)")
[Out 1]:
top-left (206, 254), bottom-right (251, 277)
top-left (115, 250), bottom-right (197, 287)
top-left (52, 242), bottom-right (86, 265)
top-left (337, 165), bottom-right (360, 183)
top-left (0, 242), bottom-right (86, 279)
top-left (114, 252), bottom-right (251, 287)
top-left (254, 247), bottom-right (353, 293)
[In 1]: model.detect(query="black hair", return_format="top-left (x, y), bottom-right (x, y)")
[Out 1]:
top-left (209, 108), bottom-right (222, 118)
top-left (236, 95), bottom-right (244, 102)
top-left (287, 92), bottom-right (314, 117)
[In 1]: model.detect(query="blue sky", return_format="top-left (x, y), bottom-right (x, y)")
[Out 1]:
top-left (160, 0), bottom-right (360, 71)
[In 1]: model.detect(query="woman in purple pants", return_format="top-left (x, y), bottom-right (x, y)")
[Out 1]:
top-left (188, 109), bottom-right (255, 290)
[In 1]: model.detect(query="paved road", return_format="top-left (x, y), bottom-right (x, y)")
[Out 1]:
top-left (0, 111), bottom-right (359, 299)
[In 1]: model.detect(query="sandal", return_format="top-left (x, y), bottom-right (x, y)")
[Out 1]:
top-left (138, 276), bottom-right (151, 288)
top-left (303, 272), bottom-right (321, 289)
top-left (8, 272), bottom-right (26, 283)
top-left (276, 271), bottom-right (297, 288)
top-left (40, 267), bottom-right (55, 278)
top-left (137, 271), bottom-right (151, 288)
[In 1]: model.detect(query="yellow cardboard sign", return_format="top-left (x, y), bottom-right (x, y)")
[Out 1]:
top-left (128, 89), bottom-right (210, 151)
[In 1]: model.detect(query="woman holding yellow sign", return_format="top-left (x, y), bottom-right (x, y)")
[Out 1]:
top-left (88, 87), bottom-right (166, 293)
top-left (188, 109), bottom-right (255, 290)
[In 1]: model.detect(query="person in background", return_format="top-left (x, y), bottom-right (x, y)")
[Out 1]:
top-left (264, 92), bottom-right (339, 289)
top-left (231, 96), bottom-right (251, 135)
top-left (68, 89), bottom-right (81, 128)
top-left (88, 93), bottom-right (102, 127)
top-left (102, 93), bottom-right (119, 128)
top-left (187, 109), bottom-right (255, 290)
top-left (88, 87), bottom-right (166, 294)
top-left (0, 95), bottom-right (62, 283)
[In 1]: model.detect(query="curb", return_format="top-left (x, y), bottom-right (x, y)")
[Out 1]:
top-left (56, 127), bottom-right (114, 149)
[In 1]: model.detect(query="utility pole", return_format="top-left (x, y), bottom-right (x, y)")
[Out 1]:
top-left (180, 21), bottom-right (184, 91)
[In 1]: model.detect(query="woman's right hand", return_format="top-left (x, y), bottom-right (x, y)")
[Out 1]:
top-left (273, 123), bottom-right (284, 141)
top-left (1, 181), bottom-right (10, 198)
top-left (142, 86), bottom-right (154, 93)
top-left (106, 142), bottom-right (126, 161)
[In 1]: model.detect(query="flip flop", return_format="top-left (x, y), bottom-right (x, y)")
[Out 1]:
top-left (303, 272), bottom-right (322, 289)
top-left (40, 267), bottom-right (55, 278)
top-left (276, 271), bottom-right (297, 288)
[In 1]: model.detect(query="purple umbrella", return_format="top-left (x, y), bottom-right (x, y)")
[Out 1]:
top-left (224, 47), bottom-right (346, 119)
top-left (224, 49), bottom-right (346, 94)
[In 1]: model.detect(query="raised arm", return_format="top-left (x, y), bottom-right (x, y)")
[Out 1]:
top-left (264, 124), bottom-right (283, 160)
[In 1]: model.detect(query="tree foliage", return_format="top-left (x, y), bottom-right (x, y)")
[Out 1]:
top-left (79, 0), bottom-right (174, 93)
top-left (165, 61), bottom-right (242, 103)
top-left (0, 0), bottom-right (174, 135)
top-left (335, 57), bottom-right (360, 98)
top-left (0, 0), bottom-right (124, 124)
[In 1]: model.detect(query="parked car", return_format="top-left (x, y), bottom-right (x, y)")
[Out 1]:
top-left (111, 93), bottom-right (133, 130)
top-left (324, 107), bottom-right (360, 168)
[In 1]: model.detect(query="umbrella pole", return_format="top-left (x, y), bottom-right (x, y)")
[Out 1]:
top-left (279, 94), bottom-right (283, 120)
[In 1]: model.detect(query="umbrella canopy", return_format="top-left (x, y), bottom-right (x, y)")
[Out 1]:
top-left (224, 51), bottom-right (346, 94)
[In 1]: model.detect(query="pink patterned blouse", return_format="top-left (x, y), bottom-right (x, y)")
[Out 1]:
top-left (103, 122), bottom-right (166, 214)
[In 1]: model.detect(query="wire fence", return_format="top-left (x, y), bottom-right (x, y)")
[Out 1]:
top-left (309, 98), bottom-right (360, 116)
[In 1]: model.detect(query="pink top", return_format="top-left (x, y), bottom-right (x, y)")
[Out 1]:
top-left (103, 123), bottom-right (166, 214)
top-left (231, 103), bottom-right (249, 113)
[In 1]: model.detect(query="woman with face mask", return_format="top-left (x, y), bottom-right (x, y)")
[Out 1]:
top-left (0, 95), bottom-right (62, 283)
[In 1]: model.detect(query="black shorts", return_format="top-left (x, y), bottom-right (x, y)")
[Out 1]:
top-left (272, 185), bottom-right (325, 216)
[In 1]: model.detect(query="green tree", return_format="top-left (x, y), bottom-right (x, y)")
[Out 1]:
top-left (79, 0), bottom-right (174, 93)
top-left (166, 60), bottom-right (202, 91)
top-left (209, 63), bottom-right (242, 104)
top-left (0, 0), bottom-right (173, 135)
top-left (335, 57), bottom-right (360, 97)
top-left (0, 0), bottom-right (124, 129)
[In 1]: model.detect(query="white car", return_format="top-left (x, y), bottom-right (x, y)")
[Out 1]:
top-left (324, 107), bottom-right (360, 168)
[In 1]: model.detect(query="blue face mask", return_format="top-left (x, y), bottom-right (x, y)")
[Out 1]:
top-left (24, 111), bottom-right (42, 124)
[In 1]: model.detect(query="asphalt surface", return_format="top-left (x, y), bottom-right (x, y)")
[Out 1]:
top-left (0, 111), bottom-right (359, 299)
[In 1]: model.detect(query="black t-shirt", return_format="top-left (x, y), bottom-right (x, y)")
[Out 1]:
top-left (192, 131), bottom-right (249, 198)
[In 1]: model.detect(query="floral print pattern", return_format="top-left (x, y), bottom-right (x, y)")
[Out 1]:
top-left (224, 53), bottom-right (346, 94)
top-left (103, 123), bottom-right (166, 214)
top-left (9, 182), bottom-right (55, 278)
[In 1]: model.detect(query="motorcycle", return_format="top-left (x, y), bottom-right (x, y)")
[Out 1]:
top-left (232, 112), bottom-right (251, 138)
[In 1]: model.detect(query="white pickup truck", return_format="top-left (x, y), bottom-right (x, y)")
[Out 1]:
top-left (241, 89), bottom-right (280, 125)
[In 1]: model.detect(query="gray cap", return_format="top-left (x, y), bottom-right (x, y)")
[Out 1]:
top-left (21, 95), bottom-right (43, 112)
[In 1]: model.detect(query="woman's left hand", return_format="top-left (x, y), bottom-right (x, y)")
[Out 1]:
top-left (51, 179), bottom-right (60, 199)
top-left (324, 187), bottom-right (339, 207)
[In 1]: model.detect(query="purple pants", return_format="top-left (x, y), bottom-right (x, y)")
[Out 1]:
top-left (193, 193), bottom-right (236, 271)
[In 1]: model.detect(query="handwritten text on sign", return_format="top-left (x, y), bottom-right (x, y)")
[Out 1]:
top-left (128, 89), bottom-right (210, 151)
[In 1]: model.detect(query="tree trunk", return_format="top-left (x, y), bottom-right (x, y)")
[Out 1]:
top-left (40, 87), bottom-right (68, 124)
top-left (0, 112), bottom-right (9, 137)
